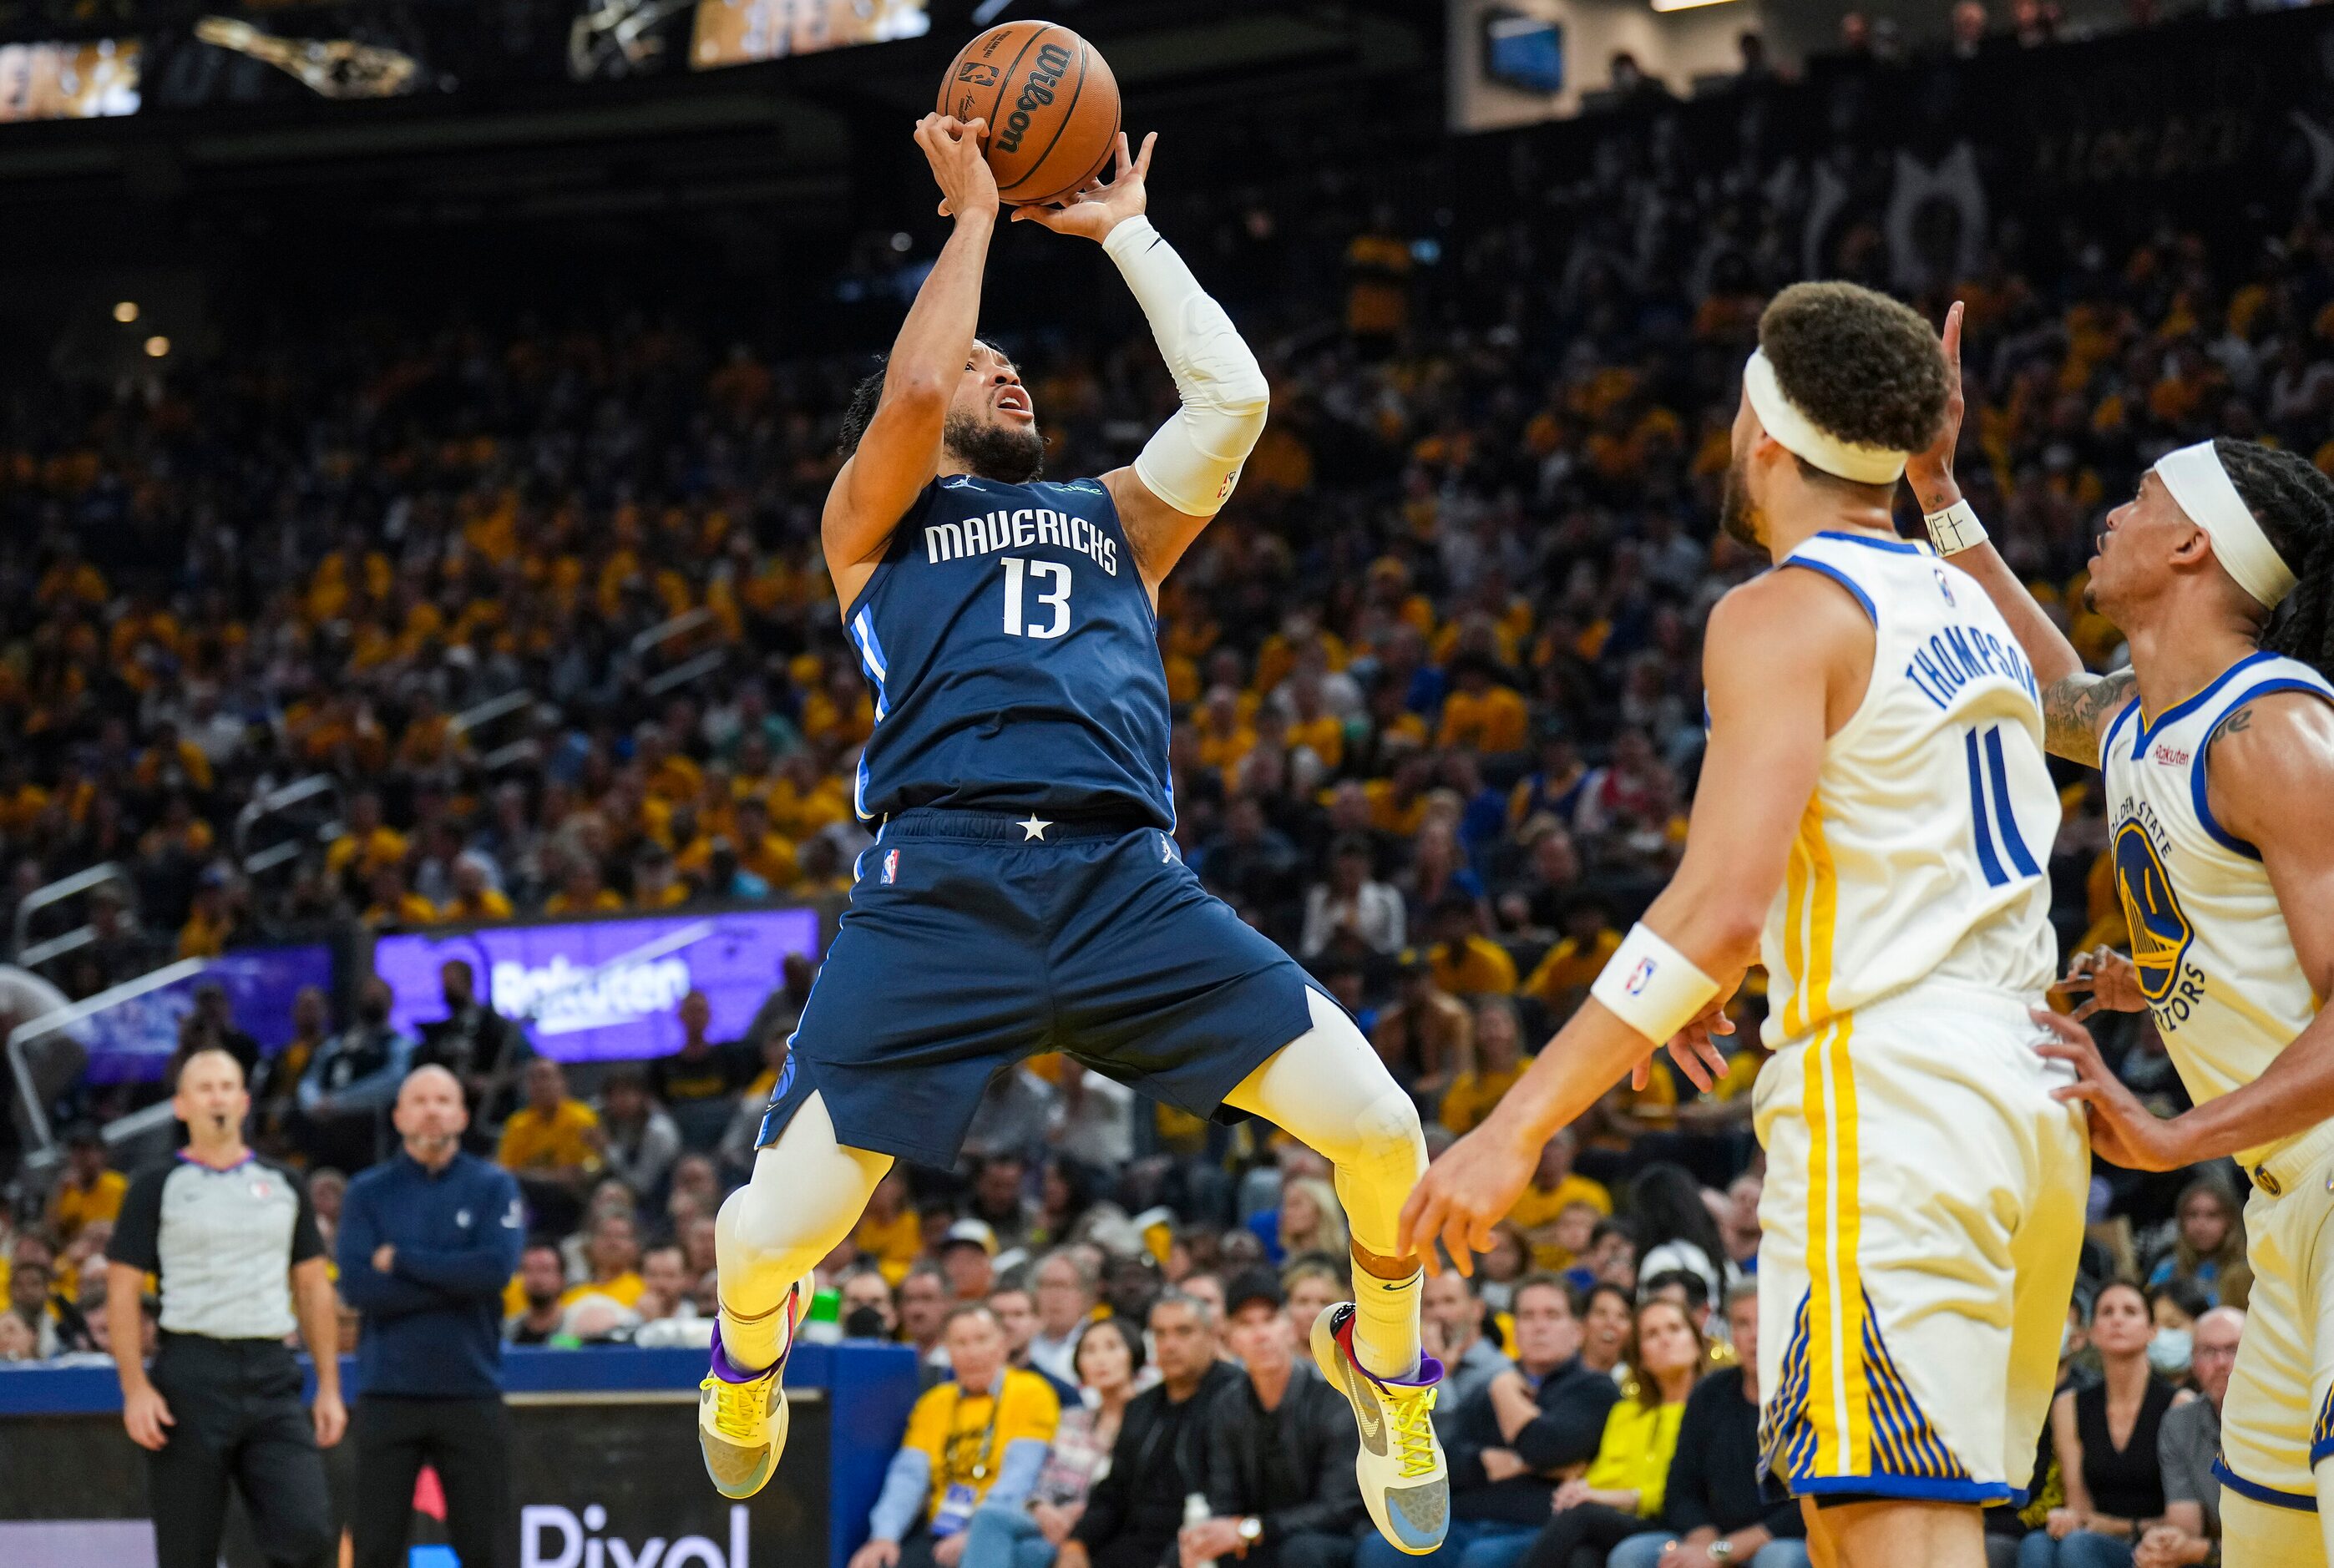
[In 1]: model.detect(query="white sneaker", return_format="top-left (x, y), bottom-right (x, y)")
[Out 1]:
top-left (697, 1272), bottom-right (815, 1499)
top-left (1310, 1302), bottom-right (1449, 1555)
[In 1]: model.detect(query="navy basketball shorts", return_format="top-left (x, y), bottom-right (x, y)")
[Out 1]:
top-left (757, 807), bottom-right (1321, 1168)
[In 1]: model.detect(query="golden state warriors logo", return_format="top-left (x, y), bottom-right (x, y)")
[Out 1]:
top-left (2114, 819), bottom-right (2193, 1004)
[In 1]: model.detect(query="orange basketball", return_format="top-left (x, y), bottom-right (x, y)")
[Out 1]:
top-left (937, 22), bottom-right (1120, 209)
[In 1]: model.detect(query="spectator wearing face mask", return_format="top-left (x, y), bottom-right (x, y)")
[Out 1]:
top-left (2145, 1280), bottom-right (2210, 1387)
top-left (841, 1264), bottom-right (902, 1341)
top-left (2135, 1307), bottom-right (2241, 1568)
top-left (2028, 1282), bottom-right (2192, 1566)
top-left (505, 1242), bottom-right (568, 1345)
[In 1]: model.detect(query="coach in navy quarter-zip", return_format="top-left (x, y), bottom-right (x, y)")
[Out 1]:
top-left (337, 1065), bottom-right (525, 1568)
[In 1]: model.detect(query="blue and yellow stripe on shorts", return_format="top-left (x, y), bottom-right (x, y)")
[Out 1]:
top-left (1763, 797), bottom-right (2010, 1505)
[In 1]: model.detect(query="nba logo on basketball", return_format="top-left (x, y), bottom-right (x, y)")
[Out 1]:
top-left (1624, 959), bottom-right (1657, 996)
top-left (882, 849), bottom-right (899, 885)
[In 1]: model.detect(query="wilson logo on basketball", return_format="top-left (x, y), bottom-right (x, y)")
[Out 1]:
top-left (994, 42), bottom-right (1074, 155)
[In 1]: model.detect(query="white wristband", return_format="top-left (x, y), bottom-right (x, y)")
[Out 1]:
top-left (1924, 498), bottom-right (1988, 555)
top-left (1590, 923), bottom-right (1721, 1048)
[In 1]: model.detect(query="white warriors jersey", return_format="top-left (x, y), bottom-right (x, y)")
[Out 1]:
top-left (1759, 533), bottom-right (2063, 1047)
top-left (2100, 650), bottom-right (2334, 1172)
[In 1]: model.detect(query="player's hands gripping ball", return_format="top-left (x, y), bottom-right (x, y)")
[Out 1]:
top-left (1012, 131), bottom-right (1154, 243)
top-left (916, 113), bottom-right (1000, 223)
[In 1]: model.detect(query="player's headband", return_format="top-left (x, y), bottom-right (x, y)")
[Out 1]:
top-left (2154, 441), bottom-right (2297, 609)
top-left (1742, 348), bottom-right (1909, 487)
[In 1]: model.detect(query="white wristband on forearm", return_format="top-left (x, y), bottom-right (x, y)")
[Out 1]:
top-left (1924, 498), bottom-right (1988, 555)
top-left (1590, 923), bottom-right (1721, 1047)
top-left (1101, 215), bottom-right (1268, 516)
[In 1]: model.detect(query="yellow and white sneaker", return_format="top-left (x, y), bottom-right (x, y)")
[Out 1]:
top-left (1311, 1302), bottom-right (1449, 1555)
top-left (697, 1273), bottom-right (814, 1500)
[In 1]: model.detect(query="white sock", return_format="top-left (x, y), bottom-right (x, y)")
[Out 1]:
top-left (1349, 1261), bottom-right (1425, 1383)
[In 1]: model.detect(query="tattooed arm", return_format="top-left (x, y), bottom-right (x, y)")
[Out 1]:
top-left (2038, 668), bottom-right (2139, 768)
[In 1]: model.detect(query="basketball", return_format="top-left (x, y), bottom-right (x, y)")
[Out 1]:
top-left (936, 21), bottom-right (1119, 208)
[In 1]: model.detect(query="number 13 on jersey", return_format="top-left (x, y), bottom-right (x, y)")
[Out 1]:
top-left (1001, 556), bottom-right (1071, 640)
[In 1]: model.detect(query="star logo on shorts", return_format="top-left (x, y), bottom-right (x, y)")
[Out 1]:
top-left (1018, 815), bottom-right (1051, 842)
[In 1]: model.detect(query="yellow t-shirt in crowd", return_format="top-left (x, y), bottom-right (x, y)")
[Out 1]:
top-left (498, 1100), bottom-right (602, 1172)
top-left (560, 1272), bottom-right (646, 1310)
top-left (1506, 1171), bottom-right (1613, 1267)
top-left (1440, 1055), bottom-right (1535, 1135)
top-left (853, 1208), bottom-right (924, 1285)
top-left (902, 1368), bottom-right (1061, 1519)
top-left (1584, 1398), bottom-right (1688, 1517)
top-left (1430, 936), bottom-right (1516, 998)
top-left (1523, 929), bottom-right (1623, 1010)
top-left (48, 1168), bottom-right (128, 1240)
top-left (1436, 685), bottom-right (1530, 754)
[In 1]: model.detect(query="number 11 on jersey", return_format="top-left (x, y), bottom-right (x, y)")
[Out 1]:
top-left (1002, 557), bottom-right (1071, 640)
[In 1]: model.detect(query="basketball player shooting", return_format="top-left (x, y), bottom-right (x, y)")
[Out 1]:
top-left (696, 115), bottom-right (1456, 1558)
top-left (1910, 301), bottom-right (2334, 1562)
top-left (1401, 284), bottom-right (2090, 1568)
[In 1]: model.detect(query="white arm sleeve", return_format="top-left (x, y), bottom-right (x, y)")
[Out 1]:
top-left (1101, 215), bottom-right (1269, 517)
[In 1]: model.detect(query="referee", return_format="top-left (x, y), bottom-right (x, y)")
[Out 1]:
top-left (105, 1045), bottom-right (345, 1568)
top-left (338, 1064), bottom-right (524, 1568)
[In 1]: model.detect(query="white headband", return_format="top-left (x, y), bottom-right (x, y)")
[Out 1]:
top-left (2154, 441), bottom-right (2297, 609)
top-left (1742, 347), bottom-right (1909, 486)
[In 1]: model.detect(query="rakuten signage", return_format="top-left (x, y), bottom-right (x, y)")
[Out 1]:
top-left (375, 909), bottom-right (820, 1062)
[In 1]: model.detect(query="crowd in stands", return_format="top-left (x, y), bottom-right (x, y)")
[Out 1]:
top-left (2, 6), bottom-right (2331, 1563)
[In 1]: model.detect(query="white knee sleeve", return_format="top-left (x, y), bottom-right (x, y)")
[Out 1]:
top-left (716, 1090), bottom-right (890, 1343)
top-left (1225, 988), bottom-right (1427, 1257)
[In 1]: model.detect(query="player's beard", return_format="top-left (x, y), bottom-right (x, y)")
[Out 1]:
top-left (1719, 454), bottom-right (1764, 549)
top-left (944, 407), bottom-right (1045, 484)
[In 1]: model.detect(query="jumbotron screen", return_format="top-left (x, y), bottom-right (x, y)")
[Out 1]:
top-left (0, 0), bottom-right (928, 118)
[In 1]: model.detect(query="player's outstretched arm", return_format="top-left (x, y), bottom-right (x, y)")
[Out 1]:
top-left (2040, 692), bottom-right (2334, 1166)
top-left (1906, 301), bottom-right (2129, 766)
top-left (1398, 570), bottom-right (1855, 1272)
top-left (824, 114), bottom-right (1000, 587)
top-left (1015, 133), bottom-right (1268, 590)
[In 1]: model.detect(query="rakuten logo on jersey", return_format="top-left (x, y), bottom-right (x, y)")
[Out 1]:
top-left (521, 1503), bottom-right (748, 1568)
top-left (491, 956), bottom-right (692, 1035)
top-left (2153, 743), bottom-right (2191, 766)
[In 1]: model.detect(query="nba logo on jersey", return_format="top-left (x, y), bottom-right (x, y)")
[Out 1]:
top-left (1932, 566), bottom-right (1957, 606)
top-left (882, 848), bottom-right (899, 885)
top-left (1624, 958), bottom-right (1658, 996)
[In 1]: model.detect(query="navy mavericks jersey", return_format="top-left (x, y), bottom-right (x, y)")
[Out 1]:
top-left (843, 473), bottom-right (1174, 827)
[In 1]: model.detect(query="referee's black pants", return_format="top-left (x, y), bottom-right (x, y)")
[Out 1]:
top-left (353, 1392), bottom-right (513, 1568)
top-left (146, 1333), bottom-right (336, 1568)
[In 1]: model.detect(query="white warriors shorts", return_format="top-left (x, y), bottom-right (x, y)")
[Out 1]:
top-left (1754, 982), bottom-right (2089, 1507)
top-left (2216, 1120), bottom-right (2334, 1517)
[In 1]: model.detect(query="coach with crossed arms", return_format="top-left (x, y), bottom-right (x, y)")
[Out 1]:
top-left (105, 1045), bottom-right (345, 1568)
top-left (338, 1064), bottom-right (526, 1568)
